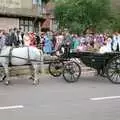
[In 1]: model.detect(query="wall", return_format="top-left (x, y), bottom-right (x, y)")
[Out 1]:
top-left (41, 0), bottom-right (57, 31)
top-left (0, 17), bottom-right (19, 32)
top-left (0, 0), bottom-right (40, 17)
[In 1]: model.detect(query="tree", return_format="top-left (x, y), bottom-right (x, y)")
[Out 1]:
top-left (54, 0), bottom-right (113, 33)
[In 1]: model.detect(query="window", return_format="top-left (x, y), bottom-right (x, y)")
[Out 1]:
top-left (34, 22), bottom-right (39, 33)
top-left (38, 0), bottom-right (42, 5)
top-left (19, 19), bottom-right (33, 32)
top-left (20, 26), bottom-right (24, 32)
top-left (25, 26), bottom-right (28, 32)
top-left (32, 0), bottom-right (41, 5)
top-left (25, 20), bottom-right (29, 25)
top-left (19, 18), bottom-right (39, 33)
top-left (19, 19), bottom-right (24, 25)
top-left (29, 21), bottom-right (33, 25)
top-left (32, 0), bottom-right (37, 4)
top-left (29, 26), bottom-right (33, 32)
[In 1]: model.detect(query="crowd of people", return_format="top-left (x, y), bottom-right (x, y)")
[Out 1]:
top-left (40, 31), bottom-right (120, 54)
top-left (0, 28), bottom-right (120, 54)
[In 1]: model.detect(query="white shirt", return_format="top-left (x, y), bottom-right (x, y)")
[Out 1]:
top-left (112, 34), bottom-right (120, 51)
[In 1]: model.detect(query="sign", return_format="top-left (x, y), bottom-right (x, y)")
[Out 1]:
top-left (0, 0), bottom-right (21, 8)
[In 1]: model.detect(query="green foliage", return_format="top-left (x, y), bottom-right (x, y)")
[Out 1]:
top-left (111, 17), bottom-right (120, 32)
top-left (54, 0), bottom-right (119, 33)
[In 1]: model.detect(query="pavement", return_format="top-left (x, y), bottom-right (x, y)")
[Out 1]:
top-left (0, 74), bottom-right (120, 120)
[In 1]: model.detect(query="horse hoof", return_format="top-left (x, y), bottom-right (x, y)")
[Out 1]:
top-left (0, 76), bottom-right (6, 82)
top-left (33, 82), bottom-right (37, 86)
top-left (4, 81), bottom-right (10, 86)
top-left (33, 81), bottom-right (37, 85)
top-left (38, 80), bottom-right (40, 84)
top-left (33, 80), bottom-right (39, 85)
top-left (29, 76), bottom-right (34, 81)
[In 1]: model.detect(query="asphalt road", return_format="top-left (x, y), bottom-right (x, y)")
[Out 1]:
top-left (0, 74), bottom-right (120, 120)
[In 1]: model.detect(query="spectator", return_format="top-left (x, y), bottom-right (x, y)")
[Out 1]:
top-left (11, 28), bottom-right (20, 47)
top-left (99, 34), bottom-right (112, 53)
top-left (52, 32), bottom-right (57, 51)
top-left (112, 31), bottom-right (120, 52)
top-left (5, 29), bottom-right (13, 46)
top-left (16, 30), bottom-right (23, 47)
top-left (23, 33), bottom-right (31, 46)
top-left (43, 33), bottom-right (53, 54)
top-left (35, 33), bottom-right (41, 48)
top-left (72, 34), bottom-right (80, 49)
top-left (29, 32), bottom-right (37, 47)
top-left (19, 27), bottom-right (24, 46)
top-left (55, 32), bottom-right (64, 50)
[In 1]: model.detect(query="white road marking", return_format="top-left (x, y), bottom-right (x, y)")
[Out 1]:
top-left (0, 105), bottom-right (24, 110)
top-left (90, 96), bottom-right (120, 101)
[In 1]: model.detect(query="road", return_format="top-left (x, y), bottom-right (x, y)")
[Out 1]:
top-left (0, 74), bottom-right (120, 120)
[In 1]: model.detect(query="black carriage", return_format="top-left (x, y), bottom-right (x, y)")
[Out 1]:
top-left (49, 46), bottom-right (120, 84)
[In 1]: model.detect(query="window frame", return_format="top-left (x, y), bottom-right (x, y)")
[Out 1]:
top-left (19, 18), bottom-right (33, 32)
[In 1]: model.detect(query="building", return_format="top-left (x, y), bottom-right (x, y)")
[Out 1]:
top-left (0, 0), bottom-right (55, 33)
top-left (41, 0), bottom-right (57, 32)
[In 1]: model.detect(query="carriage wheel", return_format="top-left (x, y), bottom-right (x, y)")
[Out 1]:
top-left (48, 61), bottom-right (64, 77)
top-left (63, 61), bottom-right (81, 83)
top-left (0, 66), bottom-right (6, 82)
top-left (106, 56), bottom-right (120, 84)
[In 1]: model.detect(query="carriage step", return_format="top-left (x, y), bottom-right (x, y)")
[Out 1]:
top-left (81, 67), bottom-right (95, 71)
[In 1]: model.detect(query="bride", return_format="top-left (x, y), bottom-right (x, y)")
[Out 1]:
top-left (99, 35), bottom-right (112, 54)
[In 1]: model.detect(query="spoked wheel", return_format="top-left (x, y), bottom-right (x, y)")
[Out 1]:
top-left (106, 56), bottom-right (120, 84)
top-left (0, 66), bottom-right (6, 82)
top-left (48, 61), bottom-right (64, 77)
top-left (63, 61), bottom-right (81, 83)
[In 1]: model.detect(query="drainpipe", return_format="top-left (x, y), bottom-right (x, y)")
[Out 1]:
top-left (33, 0), bottom-right (42, 32)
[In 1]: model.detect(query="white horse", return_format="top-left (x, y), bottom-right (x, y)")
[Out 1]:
top-left (0, 46), bottom-right (44, 85)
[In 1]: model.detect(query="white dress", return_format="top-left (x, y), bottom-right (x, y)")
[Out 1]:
top-left (99, 38), bottom-right (112, 54)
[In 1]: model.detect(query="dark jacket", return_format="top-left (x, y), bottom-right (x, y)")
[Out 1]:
top-left (5, 33), bottom-right (12, 46)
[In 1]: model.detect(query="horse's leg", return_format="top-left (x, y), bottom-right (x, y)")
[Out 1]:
top-left (96, 69), bottom-right (100, 76)
top-left (29, 65), bottom-right (34, 80)
top-left (100, 67), bottom-right (107, 77)
top-left (3, 64), bottom-right (10, 85)
top-left (40, 59), bottom-right (44, 74)
top-left (39, 50), bottom-right (44, 74)
top-left (32, 64), bottom-right (39, 85)
top-left (0, 66), bottom-right (6, 82)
